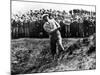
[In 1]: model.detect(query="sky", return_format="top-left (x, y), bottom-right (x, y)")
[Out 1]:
top-left (12, 1), bottom-right (96, 14)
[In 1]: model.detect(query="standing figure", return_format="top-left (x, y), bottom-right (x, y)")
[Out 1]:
top-left (42, 14), bottom-right (64, 59)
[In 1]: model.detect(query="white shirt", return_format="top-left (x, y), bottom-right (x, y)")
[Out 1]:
top-left (43, 19), bottom-right (60, 33)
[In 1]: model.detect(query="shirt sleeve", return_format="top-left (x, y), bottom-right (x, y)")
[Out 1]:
top-left (43, 22), bottom-right (51, 33)
top-left (53, 19), bottom-right (60, 28)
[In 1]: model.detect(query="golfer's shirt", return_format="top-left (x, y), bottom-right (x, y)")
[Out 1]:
top-left (43, 19), bottom-right (60, 33)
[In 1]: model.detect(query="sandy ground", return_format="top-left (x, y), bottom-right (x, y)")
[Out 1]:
top-left (11, 34), bottom-right (96, 74)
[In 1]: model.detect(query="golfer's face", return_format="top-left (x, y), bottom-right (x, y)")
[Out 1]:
top-left (44, 16), bottom-right (48, 21)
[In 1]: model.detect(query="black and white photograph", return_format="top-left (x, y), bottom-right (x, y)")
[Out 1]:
top-left (11, 0), bottom-right (96, 75)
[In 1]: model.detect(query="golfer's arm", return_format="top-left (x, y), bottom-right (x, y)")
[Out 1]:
top-left (55, 21), bottom-right (61, 28)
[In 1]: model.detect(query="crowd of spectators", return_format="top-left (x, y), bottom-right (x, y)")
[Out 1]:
top-left (11, 9), bottom-right (96, 39)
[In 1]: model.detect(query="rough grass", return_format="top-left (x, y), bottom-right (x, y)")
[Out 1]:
top-left (11, 34), bottom-right (96, 75)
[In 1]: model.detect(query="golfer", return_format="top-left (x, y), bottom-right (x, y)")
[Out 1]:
top-left (42, 14), bottom-right (64, 59)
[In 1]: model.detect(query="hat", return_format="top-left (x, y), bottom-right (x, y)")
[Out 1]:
top-left (42, 14), bottom-right (49, 19)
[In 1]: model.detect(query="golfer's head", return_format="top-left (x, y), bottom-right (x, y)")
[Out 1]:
top-left (42, 14), bottom-right (49, 21)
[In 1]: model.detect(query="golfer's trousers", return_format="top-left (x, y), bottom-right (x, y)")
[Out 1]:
top-left (49, 30), bottom-right (64, 56)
